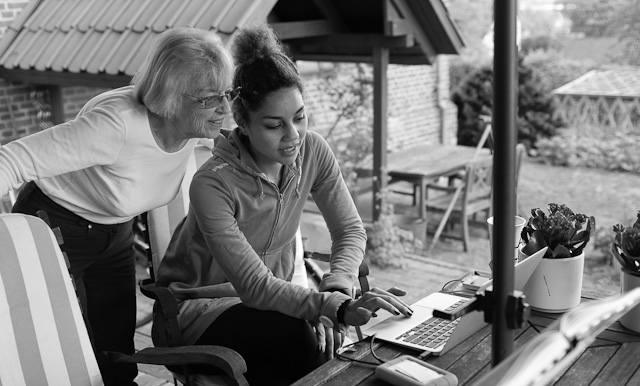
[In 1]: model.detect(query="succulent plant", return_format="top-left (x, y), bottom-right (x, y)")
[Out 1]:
top-left (612, 211), bottom-right (640, 274)
top-left (521, 203), bottom-right (595, 259)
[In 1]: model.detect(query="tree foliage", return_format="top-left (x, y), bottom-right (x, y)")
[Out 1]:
top-left (558, 0), bottom-right (624, 37)
top-left (522, 49), bottom-right (595, 92)
top-left (451, 56), bottom-right (564, 150)
top-left (316, 63), bottom-right (373, 192)
top-left (559, 0), bottom-right (640, 65)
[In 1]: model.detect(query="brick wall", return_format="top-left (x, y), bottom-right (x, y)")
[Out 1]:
top-left (0, 0), bottom-right (28, 36)
top-left (62, 86), bottom-right (110, 121)
top-left (0, 1), bottom-right (109, 144)
top-left (0, 82), bottom-right (39, 144)
top-left (301, 57), bottom-right (458, 154)
top-left (0, 1), bottom-right (29, 144)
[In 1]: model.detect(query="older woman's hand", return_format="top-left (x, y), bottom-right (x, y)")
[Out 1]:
top-left (344, 287), bottom-right (413, 326)
top-left (314, 321), bottom-right (345, 360)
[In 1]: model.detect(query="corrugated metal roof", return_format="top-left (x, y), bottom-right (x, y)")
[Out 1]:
top-left (0, 0), bottom-right (464, 86)
top-left (0, 0), bottom-right (275, 78)
top-left (554, 68), bottom-right (640, 98)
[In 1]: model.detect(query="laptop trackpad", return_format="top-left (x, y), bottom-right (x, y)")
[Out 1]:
top-left (360, 292), bottom-right (468, 339)
top-left (360, 305), bottom-right (434, 339)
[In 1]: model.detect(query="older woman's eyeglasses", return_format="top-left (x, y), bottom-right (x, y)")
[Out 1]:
top-left (182, 87), bottom-right (242, 109)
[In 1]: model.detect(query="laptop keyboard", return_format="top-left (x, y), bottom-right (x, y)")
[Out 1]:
top-left (396, 299), bottom-right (468, 349)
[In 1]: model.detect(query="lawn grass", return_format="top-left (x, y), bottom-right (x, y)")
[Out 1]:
top-left (419, 156), bottom-right (639, 298)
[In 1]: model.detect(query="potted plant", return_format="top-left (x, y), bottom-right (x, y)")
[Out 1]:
top-left (520, 203), bottom-right (596, 313)
top-left (612, 211), bottom-right (640, 332)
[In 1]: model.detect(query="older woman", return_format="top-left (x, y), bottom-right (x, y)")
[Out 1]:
top-left (0, 27), bottom-right (234, 385)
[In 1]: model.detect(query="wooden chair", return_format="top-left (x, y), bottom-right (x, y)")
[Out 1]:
top-left (445, 116), bottom-right (494, 185)
top-left (425, 155), bottom-right (493, 252)
top-left (389, 117), bottom-right (494, 208)
top-left (0, 212), bottom-right (247, 386)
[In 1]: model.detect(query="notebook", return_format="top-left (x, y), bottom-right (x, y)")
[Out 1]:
top-left (360, 247), bottom-right (547, 356)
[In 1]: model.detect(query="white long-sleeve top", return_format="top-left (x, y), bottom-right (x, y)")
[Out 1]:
top-left (0, 86), bottom-right (199, 224)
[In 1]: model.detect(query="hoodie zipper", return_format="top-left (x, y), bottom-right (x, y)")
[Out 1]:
top-left (262, 169), bottom-right (295, 255)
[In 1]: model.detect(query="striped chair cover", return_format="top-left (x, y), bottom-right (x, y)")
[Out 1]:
top-left (0, 213), bottom-right (103, 386)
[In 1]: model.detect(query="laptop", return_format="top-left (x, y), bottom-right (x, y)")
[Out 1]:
top-left (360, 247), bottom-right (547, 356)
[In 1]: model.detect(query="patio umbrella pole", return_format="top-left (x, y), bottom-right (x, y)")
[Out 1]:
top-left (491, 0), bottom-right (519, 365)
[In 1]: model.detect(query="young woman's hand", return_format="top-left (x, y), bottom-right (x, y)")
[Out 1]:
top-left (343, 287), bottom-right (413, 326)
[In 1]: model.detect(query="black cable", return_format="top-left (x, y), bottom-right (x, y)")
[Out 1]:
top-left (335, 334), bottom-right (387, 365)
top-left (440, 279), bottom-right (463, 293)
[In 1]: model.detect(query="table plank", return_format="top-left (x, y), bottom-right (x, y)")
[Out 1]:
top-left (356, 144), bottom-right (491, 219)
top-left (428, 324), bottom-right (492, 369)
top-left (591, 342), bottom-right (640, 386)
top-left (554, 345), bottom-right (618, 386)
top-left (295, 296), bottom-right (640, 386)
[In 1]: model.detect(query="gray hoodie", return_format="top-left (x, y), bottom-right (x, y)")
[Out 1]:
top-left (155, 128), bottom-right (367, 345)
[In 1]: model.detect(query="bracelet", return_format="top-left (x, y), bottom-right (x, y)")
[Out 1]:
top-left (337, 299), bottom-right (351, 325)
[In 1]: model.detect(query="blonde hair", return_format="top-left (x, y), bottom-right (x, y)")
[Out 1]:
top-left (132, 27), bottom-right (234, 118)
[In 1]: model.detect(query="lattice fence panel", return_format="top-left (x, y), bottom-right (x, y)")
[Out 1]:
top-left (553, 94), bottom-right (640, 133)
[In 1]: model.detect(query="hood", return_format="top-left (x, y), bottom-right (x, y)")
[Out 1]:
top-left (213, 127), bottom-right (303, 199)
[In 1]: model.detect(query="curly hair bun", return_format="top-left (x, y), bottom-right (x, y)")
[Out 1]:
top-left (232, 24), bottom-right (283, 66)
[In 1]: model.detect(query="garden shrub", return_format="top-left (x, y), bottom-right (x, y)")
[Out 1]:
top-left (522, 49), bottom-right (595, 92)
top-left (451, 56), bottom-right (564, 150)
top-left (536, 128), bottom-right (640, 172)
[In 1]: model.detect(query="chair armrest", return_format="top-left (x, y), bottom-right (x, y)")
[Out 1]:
top-left (140, 280), bottom-right (179, 319)
top-left (139, 281), bottom-right (183, 348)
top-left (105, 345), bottom-right (248, 384)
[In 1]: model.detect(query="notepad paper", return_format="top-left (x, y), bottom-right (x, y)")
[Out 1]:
top-left (389, 360), bottom-right (441, 383)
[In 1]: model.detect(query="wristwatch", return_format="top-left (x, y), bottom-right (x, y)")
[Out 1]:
top-left (319, 299), bottom-right (351, 333)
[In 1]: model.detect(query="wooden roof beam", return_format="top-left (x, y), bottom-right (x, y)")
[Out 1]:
top-left (384, 0), bottom-right (412, 37)
top-left (271, 20), bottom-right (339, 40)
top-left (289, 34), bottom-right (414, 49)
top-left (312, 0), bottom-right (349, 33)
top-left (0, 68), bottom-right (130, 88)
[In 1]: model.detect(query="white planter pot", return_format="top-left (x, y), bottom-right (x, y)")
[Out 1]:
top-left (620, 269), bottom-right (640, 333)
top-left (522, 251), bottom-right (584, 313)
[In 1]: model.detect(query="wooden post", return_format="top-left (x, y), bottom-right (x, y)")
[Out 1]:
top-left (492, 0), bottom-right (518, 365)
top-left (372, 46), bottom-right (389, 221)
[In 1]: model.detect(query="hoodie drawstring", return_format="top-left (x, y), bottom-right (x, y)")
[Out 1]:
top-left (256, 176), bottom-right (265, 199)
top-left (294, 153), bottom-right (302, 198)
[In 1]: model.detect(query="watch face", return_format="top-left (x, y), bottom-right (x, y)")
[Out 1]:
top-left (319, 315), bottom-right (334, 328)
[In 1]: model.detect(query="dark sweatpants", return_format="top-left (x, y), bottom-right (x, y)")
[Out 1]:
top-left (181, 303), bottom-right (325, 386)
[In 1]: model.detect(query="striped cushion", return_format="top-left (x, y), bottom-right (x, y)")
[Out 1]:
top-left (0, 214), bottom-right (103, 386)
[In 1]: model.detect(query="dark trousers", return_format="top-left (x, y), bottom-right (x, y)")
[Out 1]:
top-left (180, 304), bottom-right (325, 386)
top-left (13, 182), bottom-right (138, 386)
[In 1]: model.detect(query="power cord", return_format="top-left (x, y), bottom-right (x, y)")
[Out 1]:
top-left (335, 334), bottom-right (387, 365)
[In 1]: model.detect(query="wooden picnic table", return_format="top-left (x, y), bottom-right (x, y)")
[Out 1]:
top-left (292, 297), bottom-right (640, 386)
top-left (356, 143), bottom-right (492, 220)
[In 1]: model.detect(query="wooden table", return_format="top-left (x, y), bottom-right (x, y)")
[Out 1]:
top-left (293, 300), bottom-right (640, 386)
top-left (356, 144), bottom-right (491, 220)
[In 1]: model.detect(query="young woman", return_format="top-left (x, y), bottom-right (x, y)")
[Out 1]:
top-left (154, 24), bottom-right (412, 385)
top-left (0, 27), bottom-right (235, 385)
